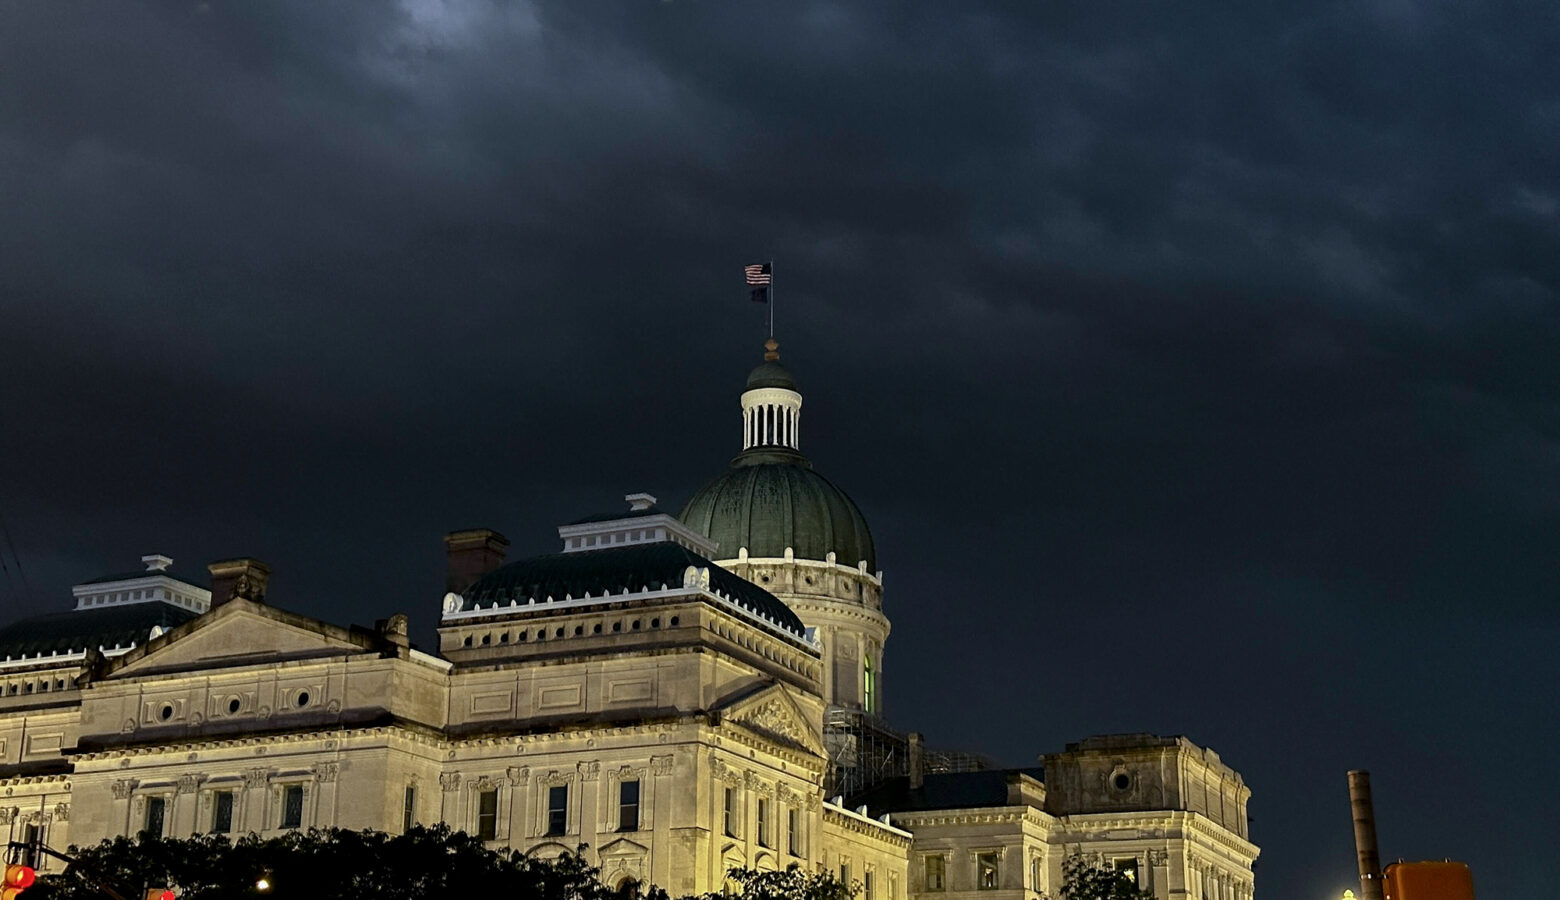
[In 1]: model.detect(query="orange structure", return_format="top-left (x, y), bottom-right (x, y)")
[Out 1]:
top-left (1383, 861), bottom-right (1475, 900)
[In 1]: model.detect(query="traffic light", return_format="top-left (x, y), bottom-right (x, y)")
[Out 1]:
top-left (143, 890), bottom-right (176, 900)
top-left (2, 863), bottom-right (37, 900)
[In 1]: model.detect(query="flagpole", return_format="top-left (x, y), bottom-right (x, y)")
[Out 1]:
top-left (768, 258), bottom-right (775, 338)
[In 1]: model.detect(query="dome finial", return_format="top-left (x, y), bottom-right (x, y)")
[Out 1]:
top-left (764, 338), bottom-right (779, 361)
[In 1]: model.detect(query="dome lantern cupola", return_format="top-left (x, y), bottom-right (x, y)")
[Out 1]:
top-left (741, 338), bottom-right (802, 452)
top-left (680, 338), bottom-right (887, 718)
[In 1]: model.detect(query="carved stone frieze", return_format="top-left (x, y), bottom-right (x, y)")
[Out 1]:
top-left (440, 772), bottom-right (463, 792)
top-left (53, 803), bottom-right (69, 822)
top-left (178, 774), bottom-right (201, 794)
top-left (650, 755), bottom-right (673, 776)
top-left (244, 768), bottom-right (270, 789)
top-left (506, 766), bottom-right (530, 786)
top-left (0, 807), bottom-right (14, 824)
top-left (111, 779), bottom-right (137, 800)
top-left (314, 763), bottom-right (339, 783)
top-left (740, 699), bottom-right (807, 746)
top-left (579, 761), bottom-right (600, 782)
top-left (539, 769), bottom-right (573, 788)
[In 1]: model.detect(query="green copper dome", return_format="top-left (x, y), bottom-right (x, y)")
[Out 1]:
top-left (679, 448), bottom-right (877, 571)
top-left (746, 361), bottom-right (798, 391)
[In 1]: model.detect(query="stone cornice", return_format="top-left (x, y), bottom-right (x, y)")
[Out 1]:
top-left (823, 805), bottom-right (912, 846)
top-left (1052, 810), bottom-right (1257, 859)
top-left (70, 724), bottom-right (436, 763)
top-left (708, 723), bottom-right (826, 773)
top-left (0, 774), bottom-right (71, 790)
top-left (892, 806), bottom-right (1051, 830)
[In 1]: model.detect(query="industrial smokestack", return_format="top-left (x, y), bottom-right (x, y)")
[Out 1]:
top-left (1348, 770), bottom-right (1384, 900)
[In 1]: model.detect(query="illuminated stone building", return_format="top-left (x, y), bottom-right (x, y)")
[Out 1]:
top-left (0, 341), bottom-right (1257, 898)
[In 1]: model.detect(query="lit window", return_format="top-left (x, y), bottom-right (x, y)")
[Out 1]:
top-left (863, 655), bottom-right (874, 713)
top-left (1113, 859), bottom-right (1140, 887)
top-left (477, 788), bottom-right (498, 840)
top-left (925, 856), bottom-right (946, 891)
top-left (619, 780), bottom-right (640, 832)
top-left (978, 853), bottom-right (1000, 890)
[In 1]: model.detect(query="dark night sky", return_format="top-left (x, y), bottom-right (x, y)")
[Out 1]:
top-left (2, 1), bottom-right (1557, 896)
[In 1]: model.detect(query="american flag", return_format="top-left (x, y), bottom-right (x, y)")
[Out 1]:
top-left (744, 262), bottom-right (772, 285)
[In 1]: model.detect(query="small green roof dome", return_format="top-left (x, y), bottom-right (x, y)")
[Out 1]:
top-left (679, 450), bottom-right (876, 571)
top-left (746, 361), bottom-right (798, 391)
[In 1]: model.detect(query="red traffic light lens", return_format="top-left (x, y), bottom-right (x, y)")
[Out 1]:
top-left (3, 865), bottom-right (36, 888)
top-left (159, 891), bottom-right (176, 900)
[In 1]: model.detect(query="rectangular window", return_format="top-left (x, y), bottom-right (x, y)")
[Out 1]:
top-left (841, 862), bottom-right (851, 886)
top-left (1113, 859), bottom-right (1140, 887)
top-left (787, 808), bottom-right (800, 855)
top-left (145, 796), bottom-right (166, 837)
top-left (213, 791), bottom-right (234, 834)
top-left (865, 870), bottom-right (875, 900)
top-left (476, 788), bottom-right (498, 840)
top-left (723, 787), bottom-right (737, 837)
top-left (925, 855), bottom-right (946, 892)
top-left (547, 785), bottom-right (568, 836)
top-left (281, 784), bottom-right (304, 829)
top-left (890, 875), bottom-right (899, 900)
top-left (757, 797), bottom-right (770, 847)
top-left (978, 853), bottom-right (1000, 890)
top-left (402, 786), bottom-right (416, 833)
top-left (618, 780), bottom-right (640, 832)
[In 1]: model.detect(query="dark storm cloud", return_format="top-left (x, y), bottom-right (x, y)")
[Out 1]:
top-left (2, 1), bottom-right (1558, 897)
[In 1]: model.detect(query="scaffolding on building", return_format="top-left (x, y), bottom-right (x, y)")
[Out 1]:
top-left (824, 707), bottom-right (996, 797)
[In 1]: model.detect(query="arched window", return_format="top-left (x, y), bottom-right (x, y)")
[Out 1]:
top-left (863, 654), bottom-right (875, 713)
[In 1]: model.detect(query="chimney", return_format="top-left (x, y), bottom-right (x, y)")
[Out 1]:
top-left (444, 529), bottom-right (509, 595)
top-left (207, 558), bottom-right (271, 607)
top-left (1349, 770), bottom-right (1385, 900)
top-left (908, 732), bottom-right (924, 791)
top-left (376, 613), bottom-right (411, 653)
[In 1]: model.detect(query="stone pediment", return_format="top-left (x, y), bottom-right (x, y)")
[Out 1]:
top-left (599, 836), bottom-right (651, 857)
top-left (717, 682), bottom-right (823, 755)
top-left (106, 599), bottom-right (387, 677)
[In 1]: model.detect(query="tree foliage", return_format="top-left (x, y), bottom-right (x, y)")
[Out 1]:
top-left (29, 825), bottom-right (639, 900)
top-left (26, 826), bottom-right (852, 900)
top-left (1059, 855), bottom-right (1154, 900)
top-left (696, 865), bottom-right (856, 900)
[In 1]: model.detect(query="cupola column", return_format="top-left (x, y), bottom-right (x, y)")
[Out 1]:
top-left (740, 340), bottom-right (803, 452)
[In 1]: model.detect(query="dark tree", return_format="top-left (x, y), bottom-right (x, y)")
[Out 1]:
top-left (702, 866), bottom-right (856, 900)
top-left (1058, 855), bottom-right (1154, 900)
top-left (26, 828), bottom-right (854, 900)
top-left (26, 825), bottom-right (640, 900)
